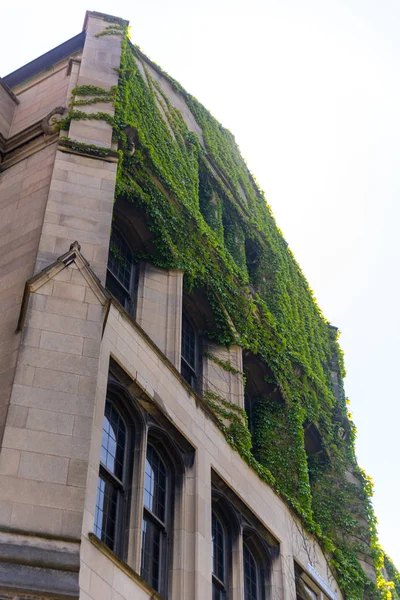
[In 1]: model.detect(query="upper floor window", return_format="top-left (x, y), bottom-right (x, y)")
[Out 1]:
top-left (181, 312), bottom-right (199, 391)
top-left (94, 400), bottom-right (128, 555)
top-left (141, 443), bottom-right (170, 595)
top-left (106, 227), bottom-right (136, 313)
top-left (295, 563), bottom-right (332, 600)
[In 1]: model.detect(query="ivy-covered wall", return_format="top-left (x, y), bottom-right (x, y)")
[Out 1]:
top-left (66, 19), bottom-right (398, 599)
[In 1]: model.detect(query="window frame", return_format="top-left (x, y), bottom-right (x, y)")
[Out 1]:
top-left (93, 376), bottom-right (190, 600)
top-left (181, 310), bottom-right (201, 392)
top-left (211, 481), bottom-right (274, 600)
top-left (94, 397), bottom-right (132, 558)
top-left (212, 510), bottom-right (229, 599)
top-left (106, 226), bottom-right (137, 315)
top-left (140, 439), bottom-right (172, 597)
top-left (242, 528), bottom-right (269, 600)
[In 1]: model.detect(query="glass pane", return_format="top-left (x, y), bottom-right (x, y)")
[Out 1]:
top-left (100, 401), bottom-right (126, 480)
top-left (212, 512), bottom-right (225, 583)
top-left (107, 228), bottom-right (133, 292)
top-left (244, 543), bottom-right (259, 600)
top-left (143, 444), bottom-right (167, 522)
top-left (181, 358), bottom-right (197, 390)
top-left (181, 313), bottom-right (196, 370)
top-left (141, 518), bottom-right (162, 592)
top-left (213, 582), bottom-right (227, 600)
top-left (94, 475), bottom-right (118, 550)
top-left (106, 270), bottom-right (131, 311)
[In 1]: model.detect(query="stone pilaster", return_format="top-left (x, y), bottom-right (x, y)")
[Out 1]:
top-left (35, 12), bottom-right (127, 283)
top-left (135, 263), bottom-right (183, 369)
top-left (203, 342), bottom-right (244, 408)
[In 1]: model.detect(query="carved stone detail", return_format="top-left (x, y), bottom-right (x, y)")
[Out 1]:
top-left (41, 106), bottom-right (66, 135)
top-left (124, 125), bottom-right (140, 155)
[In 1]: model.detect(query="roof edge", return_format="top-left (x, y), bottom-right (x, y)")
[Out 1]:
top-left (3, 30), bottom-right (86, 89)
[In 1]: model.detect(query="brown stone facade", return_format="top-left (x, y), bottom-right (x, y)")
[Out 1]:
top-left (0, 11), bottom-right (341, 600)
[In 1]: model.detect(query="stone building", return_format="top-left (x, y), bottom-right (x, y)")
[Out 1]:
top-left (0, 10), bottom-right (390, 600)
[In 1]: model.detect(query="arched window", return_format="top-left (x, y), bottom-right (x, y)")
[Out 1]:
top-left (243, 542), bottom-right (264, 600)
top-left (94, 400), bottom-right (128, 555)
top-left (140, 443), bottom-right (170, 595)
top-left (181, 312), bottom-right (199, 390)
top-left (106, 227), bottom-right (136, 313)
top-left (212, 511), bottom-right (228, 599)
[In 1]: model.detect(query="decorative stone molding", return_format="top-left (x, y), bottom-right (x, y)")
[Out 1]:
top-left (124, 125), bottom-right (140, 155)
top-left (41, 106), bottom-right (67, 135)
top-left (0, 111), bottom-right (63, 171)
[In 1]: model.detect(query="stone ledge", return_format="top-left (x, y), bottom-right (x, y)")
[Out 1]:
top-left (0, 562), bottom-right (78, 599)
top-left (0, 531), bottom-right (80, 599)
top-left (57, 138), bottom-right (119, 163)
top-left (88, 533), bottom-right (162, 599)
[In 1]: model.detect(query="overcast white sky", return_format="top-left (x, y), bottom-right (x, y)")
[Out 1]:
top-left (2, 0), bottom-right (399, 568)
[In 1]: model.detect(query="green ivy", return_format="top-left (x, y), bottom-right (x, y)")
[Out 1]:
top-left (112, 30), bottom-right (398, 598)
top-left (57, 109), bottom-right (114, 131)
top-left (58, 137), bottom-right (119, 159)
top-left (95, 24), bottom-right (125, 38)
top-left (203, 351), bottom-right (243, 375)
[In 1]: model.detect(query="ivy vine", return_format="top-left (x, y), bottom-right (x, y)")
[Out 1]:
top-left (110, 27), bottom-right (398, 599)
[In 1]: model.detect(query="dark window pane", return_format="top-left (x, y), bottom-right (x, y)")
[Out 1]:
top-left (213, 583), bottom-right (227, 600)
top-left (212, 512), bottom-right (225, 583)
top-left (94, 475), bottom-right (118, 550)
top-left (108, 229), bottom-right (133, 292)
top-left (100, 401), bottom-right (126, 480)
top-left (106, 270), bottom-right (132, 311)
top-left (244, 543), bottom-right (259, 600)
top-left (181, 358), bottom-right (197, 390)
top-left (182, 313), bottom-right (196, 369)
top-left (143, 444), bottom-right (167, 522)
top-left (141, 517), bottom-right (163, 592)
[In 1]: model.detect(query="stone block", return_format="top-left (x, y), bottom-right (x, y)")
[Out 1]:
top-left (52, 281), bottom-right (86, 303)
top-left (85, 287), bottom-right (102, 306)
top-left (83, 338), bottom-right (101, 358)
top-left (28, 310), bottom-right (102, 340)
top-left (67, 459), bottom-right (88, 488)
top-left (0, 448), bottom-right (20, 476)
top-left (11, 384), bottom-right (93, 417)
top-left (11, 503), bottom-right (62, 536)
top-left (61, 510), bottom-right (83, 538)
top-left (79, 561), bottom-right (91, 595)
top-left (18, 451), bottom-right (69, 485)
top-left (6, 405), bottom-right (28, 428)
top-left (26, 407), bottom-right (74, 436)
top-left (45, 296), bottom-right (88, 319)
top-left (22, 326), bottom-right (42, 348)
top-left (13, 364), bottom-right (35, 386)
top-left (87, 304), bottom-right (104, 322)
top-left (32, 367), bottom-right (79, 394)
top-left (89, 569), bottom-right (113, 600)
top-left (2, 426), bottom-right (90, 460)
top-left (0, 500), bottom-right (12, 527)
top-left (73, 416), bottom-right (93, 440)
top-left (40, 330), bottom-right (84, 356)
top-left (78, 376), bottom-right (97, 396)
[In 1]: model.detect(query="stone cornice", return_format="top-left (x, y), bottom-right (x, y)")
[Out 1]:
top-left (0, 106), bottom-right (66, 171)
top-left (0, 77), bottom-right (19, 105)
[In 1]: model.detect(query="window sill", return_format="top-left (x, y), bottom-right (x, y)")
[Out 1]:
top-left (88, 533), bottom-right (164, 599)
